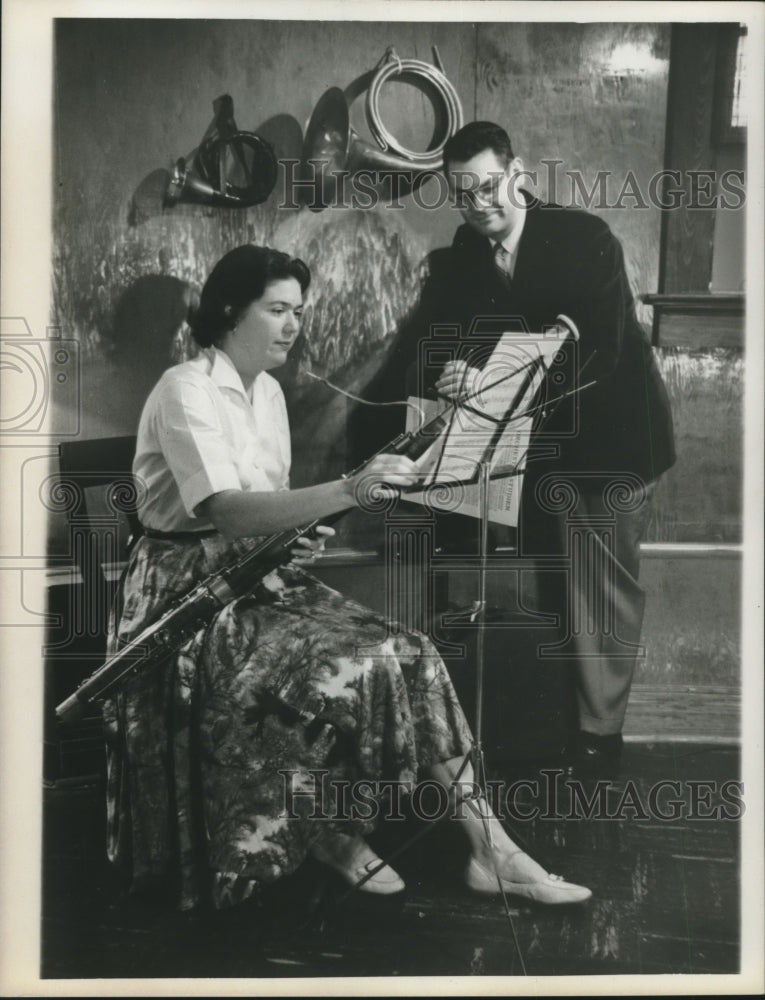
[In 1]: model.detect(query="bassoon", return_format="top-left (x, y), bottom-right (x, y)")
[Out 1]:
top-left (55, 407), bottom-right (453, 725)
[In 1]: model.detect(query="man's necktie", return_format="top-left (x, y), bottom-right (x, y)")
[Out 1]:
top-left (493, 242), bottom-right (513, 282)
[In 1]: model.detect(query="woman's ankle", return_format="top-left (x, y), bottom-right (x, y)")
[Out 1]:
top-left (310, 828), bottom-right (362, 864)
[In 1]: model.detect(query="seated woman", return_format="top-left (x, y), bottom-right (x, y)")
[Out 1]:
top-left (103, 244), bottom-right (591, 912)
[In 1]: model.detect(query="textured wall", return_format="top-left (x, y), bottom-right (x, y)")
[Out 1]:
top-left (52, 18), bottom-right (674, 547)
top-left (475, 22), bottom-right (670, 315)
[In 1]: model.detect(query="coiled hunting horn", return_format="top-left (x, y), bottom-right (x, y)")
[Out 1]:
top-left (301, 46), bottom-right (464, 209)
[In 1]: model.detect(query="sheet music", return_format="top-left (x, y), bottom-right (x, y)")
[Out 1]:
top-left (404, 328), bottom-right (571, 526)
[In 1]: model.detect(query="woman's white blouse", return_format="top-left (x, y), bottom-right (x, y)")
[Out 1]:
top-left (134, 348), bottom-right (291, 532)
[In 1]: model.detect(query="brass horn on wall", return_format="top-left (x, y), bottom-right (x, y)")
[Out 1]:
top-left (165, 95), bottom-right (278, 209)
top-left (301, 46), bottom-right (464, 210)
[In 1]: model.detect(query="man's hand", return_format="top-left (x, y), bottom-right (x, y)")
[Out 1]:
top-left (435, 360), bottom-right (481, 402)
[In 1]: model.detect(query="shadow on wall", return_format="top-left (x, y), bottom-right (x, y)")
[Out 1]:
top-left (48, 273), bottom-right (198, 557)
top-left (77, 274), bottom-right (198, 441)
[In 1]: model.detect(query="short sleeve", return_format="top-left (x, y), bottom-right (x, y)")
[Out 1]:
top-left (154, 375), bottom-right (242, 517)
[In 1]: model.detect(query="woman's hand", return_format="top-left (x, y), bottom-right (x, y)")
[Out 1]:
top-left (435, 360), bottom-right (481, 402)
top-left (289, 524), bottom-right (335, 565)
top-left (344, 454), bottom-right (420, 506)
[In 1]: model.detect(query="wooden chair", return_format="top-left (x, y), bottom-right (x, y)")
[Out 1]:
top-left (44, 435), bottom-right (140, 783)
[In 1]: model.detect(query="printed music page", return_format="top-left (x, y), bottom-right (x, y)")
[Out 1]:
top-left (404, 328), bottom-right (570, 526)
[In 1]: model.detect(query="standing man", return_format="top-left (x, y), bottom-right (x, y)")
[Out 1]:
top-left (393, 121), bottom-right (675, 771)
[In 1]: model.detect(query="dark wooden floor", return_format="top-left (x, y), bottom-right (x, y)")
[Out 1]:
top-left (41, 742), bottom-right (740, 980)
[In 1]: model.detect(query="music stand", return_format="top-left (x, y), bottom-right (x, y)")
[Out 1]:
top-left (333, 328), bottom-right (587, 973)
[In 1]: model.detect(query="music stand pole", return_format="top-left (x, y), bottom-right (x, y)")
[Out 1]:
top-left (335, 458), bottom-right (529, 971)
top-left (472, 459), bottom-right (491, 774)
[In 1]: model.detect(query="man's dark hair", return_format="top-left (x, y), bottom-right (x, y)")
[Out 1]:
top-left (442, 121), bottom-right (515, 174)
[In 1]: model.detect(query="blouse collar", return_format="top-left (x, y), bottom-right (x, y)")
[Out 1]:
top-left (208, 346), bottom-right (258, 401)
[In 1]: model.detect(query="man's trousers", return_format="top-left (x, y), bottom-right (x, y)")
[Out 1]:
top-left (519, 471), bottom-right (656, 736)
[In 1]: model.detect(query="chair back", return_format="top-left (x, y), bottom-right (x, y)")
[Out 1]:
top-left (55, 435), bottom-right (140, 639)
top-left (45, 436), bottom-right (140, 783)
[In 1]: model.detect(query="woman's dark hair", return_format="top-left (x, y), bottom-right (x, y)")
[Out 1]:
top-left (443, 121), bottom-right (515, 174)
top-left (189, 244), bottom-right (311, 348)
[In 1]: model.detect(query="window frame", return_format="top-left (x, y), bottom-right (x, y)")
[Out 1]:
top-left (713, 23), bottom-right (748, 147)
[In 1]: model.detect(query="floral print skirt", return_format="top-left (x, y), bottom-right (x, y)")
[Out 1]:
top-left (103, 534), bottom-right (473, 910)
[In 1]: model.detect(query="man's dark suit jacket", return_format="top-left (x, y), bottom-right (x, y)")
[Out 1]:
top-left (401, 194), bottom-right (675, 483)
top-left (350, 196), bottom-right (676, 752)
top-left (352, 193), bottom-right (675, 553)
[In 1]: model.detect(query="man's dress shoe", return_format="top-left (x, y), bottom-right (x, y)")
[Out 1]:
top-left (569, 731), bottom-right (624, 777)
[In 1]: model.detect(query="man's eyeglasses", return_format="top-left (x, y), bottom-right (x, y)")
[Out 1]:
top-left (451, 167), bottom-right (510, 210)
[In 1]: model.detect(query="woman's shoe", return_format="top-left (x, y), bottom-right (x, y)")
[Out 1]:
top-left (311, 834), bottom-right (406, 896)
top-left (465, 854), bottom-right (592, 905)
